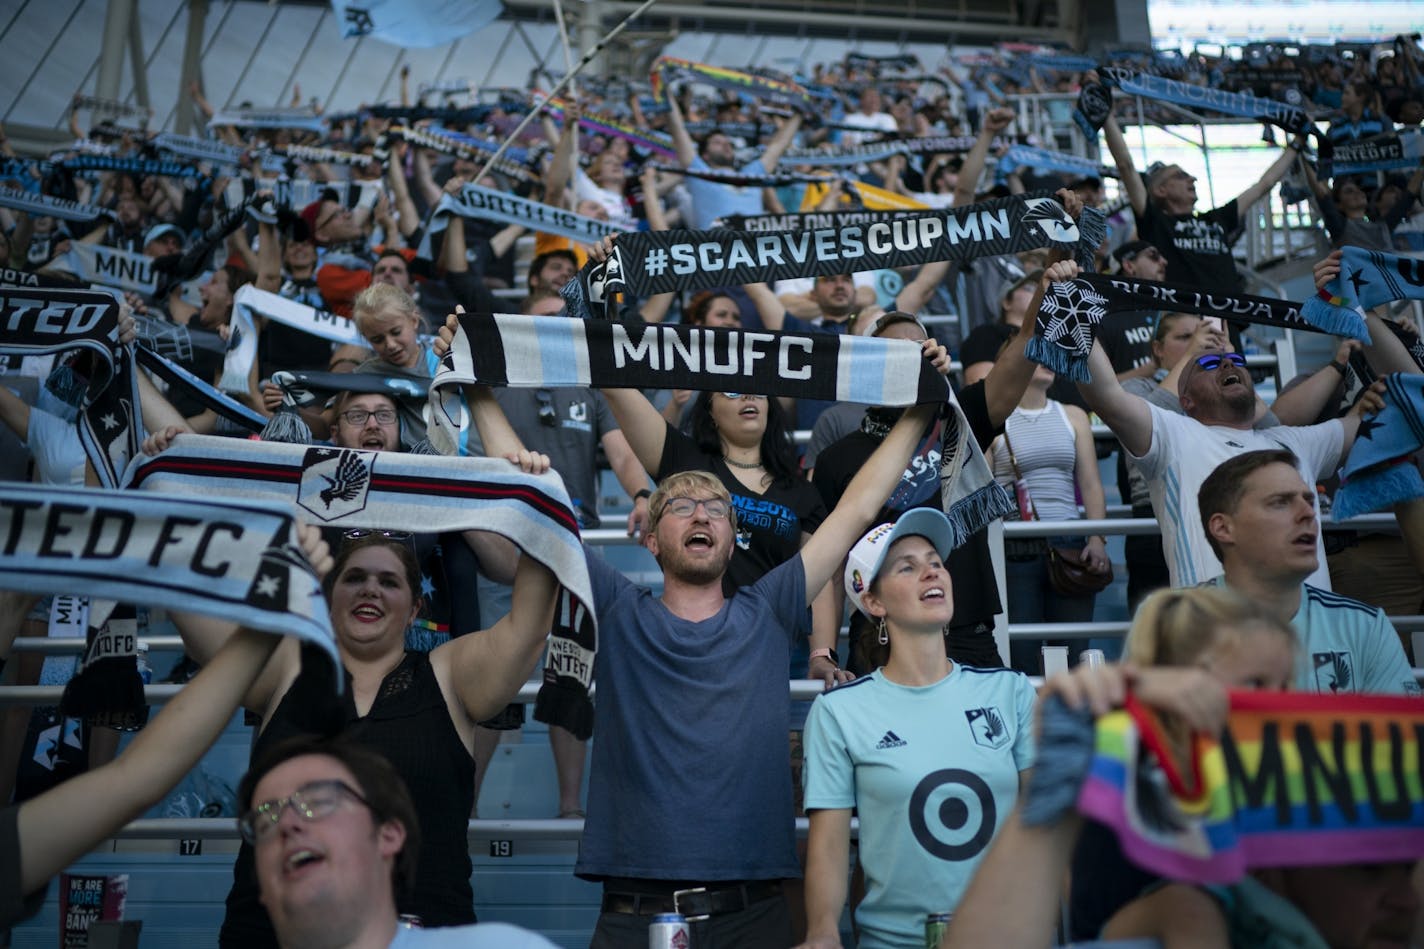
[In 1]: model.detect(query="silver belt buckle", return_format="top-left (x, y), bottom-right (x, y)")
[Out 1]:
top-left (672, 886), bottom-right (711, 922)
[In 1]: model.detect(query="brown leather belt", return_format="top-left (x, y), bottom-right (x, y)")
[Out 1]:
top-left (600, 880), bottom-right (783, 920)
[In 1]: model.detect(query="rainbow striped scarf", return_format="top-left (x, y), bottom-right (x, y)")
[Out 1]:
top-left (1078, 691), bottom-right (1424, 883)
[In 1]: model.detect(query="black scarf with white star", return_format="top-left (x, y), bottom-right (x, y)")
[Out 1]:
top-left (1027, 273), bottom-right (1327, 382)
top-left (564, 192), bottom-right (1103, 318)
top-left (1303, 247), bottom-right (1424, 342)
top-left (0, 287), bottom-right (142, 486)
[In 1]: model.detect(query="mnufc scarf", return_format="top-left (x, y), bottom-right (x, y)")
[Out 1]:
top-left (0, 288), bottom-right (141, 487)
top-left (537, 98), bottom-right (677, 160)
top-left (778, 136), bottom-right (989, 168)
top-left (1304, 247), bottom-right (1424, 341)
top-left (415, 183), bottom-right (627, 262)
top-left (431, 311), bottom-right (1012, 553)
top-left (566, 192), bottom-right (1085, 317)
top-left (125, 433), bottom-right (600, 738)
top-left (1076, 690), bottom-right (1424, 883)
top-left (648, 163), bottom-right (834, 189)
top-left (378, 126), bottom-right (536, 184)
top-left (55, 243), bottom-right (160, 296)
top-left (151, 133), bottom-right (247, 168)
top-left (1331, 130), bottom-right (1424, 176)
top-left (227, 285), bottom-right (365, 392)
top-left (0, 482), bottom-right (340, 701)
top-left (0, 186), bottom-right (111, 223)
top-left (1028, 273), bottom-right (1323, 382)
top-left (57, 153), bottom-right (206, 181)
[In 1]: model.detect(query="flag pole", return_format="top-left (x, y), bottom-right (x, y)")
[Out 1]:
top-left (474, 0), bottom-right (661, 182)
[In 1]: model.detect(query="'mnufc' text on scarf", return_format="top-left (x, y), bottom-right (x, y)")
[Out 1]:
top-left (567, 192), bottom-right (1082, 315)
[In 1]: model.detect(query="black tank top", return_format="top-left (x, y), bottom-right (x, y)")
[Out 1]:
top-left (219, 647), bottom-right (476, 946)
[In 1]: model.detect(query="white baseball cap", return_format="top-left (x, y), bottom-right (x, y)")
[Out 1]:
top-left (844, 508), bottom-right (957, 618)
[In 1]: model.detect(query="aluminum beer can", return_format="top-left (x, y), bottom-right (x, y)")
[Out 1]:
top-left (649, 912), bottom-right (690, 949)
top-left (924, 912), bottom-right (952, 948)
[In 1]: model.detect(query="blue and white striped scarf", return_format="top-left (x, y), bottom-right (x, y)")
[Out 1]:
top-left (431, 311), bottom-right (1012, 553)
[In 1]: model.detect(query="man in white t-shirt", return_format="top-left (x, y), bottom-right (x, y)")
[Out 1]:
top-left (1198, 449), bottom-right (1418, 695)
top-left (838, 87), bottom-right (899, 148)
top-left (1075, 319), bottom-right (1383, 588)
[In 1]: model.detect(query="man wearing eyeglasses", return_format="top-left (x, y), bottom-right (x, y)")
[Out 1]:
top-left (1075, 281), bottom-right (1385, 591)
top-left (239, 735), bottom-right (555, 948)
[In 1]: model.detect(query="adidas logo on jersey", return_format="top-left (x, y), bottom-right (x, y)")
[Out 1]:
top-left (875, 730), bottom-right (907, 749)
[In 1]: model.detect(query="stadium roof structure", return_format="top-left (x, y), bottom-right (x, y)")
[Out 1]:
top-left (0, 0), bottom-right (1079, 150)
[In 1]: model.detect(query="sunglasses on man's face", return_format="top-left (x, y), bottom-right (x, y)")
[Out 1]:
top-left (1125, 247), bottom-right (1164, 263)
top-left (1194, 353), bottom-right (1247, 372)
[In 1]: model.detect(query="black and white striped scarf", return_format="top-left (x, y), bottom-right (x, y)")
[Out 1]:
top-left (125, 433), bottom-right (599, 738)
top-left (0, 288), bottom-right (141, 487)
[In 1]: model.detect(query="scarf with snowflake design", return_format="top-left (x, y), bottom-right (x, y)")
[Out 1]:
top-left (1027, 273), bottom-right (1325, 382)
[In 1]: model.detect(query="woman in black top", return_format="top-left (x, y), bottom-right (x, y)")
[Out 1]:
top-left (151, 428), bottom-right (558, 945)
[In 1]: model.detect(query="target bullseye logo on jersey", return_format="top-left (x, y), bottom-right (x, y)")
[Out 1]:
top-left (908, 768), bottom-right (996, 862)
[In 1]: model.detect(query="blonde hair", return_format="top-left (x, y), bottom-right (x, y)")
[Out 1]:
top-left (646, 471), bottom-right (737, 536)
top-left (352, 283), bottom-right (419, 334)
top-left (1123, 586), bottom-right (1295, 669)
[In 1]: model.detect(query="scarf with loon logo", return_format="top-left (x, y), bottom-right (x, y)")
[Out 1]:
top-left (563, 192), bottom-right (1102, 318)
top-left (124, 433), bottom-right (599, 738)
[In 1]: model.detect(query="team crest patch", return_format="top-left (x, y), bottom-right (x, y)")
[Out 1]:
top-left (965, 707), bottom-right (1010, 750)
top-left (1313, 650), bottom-right (1354, 693)
top-left (297, 447), bottom-right (374, 521)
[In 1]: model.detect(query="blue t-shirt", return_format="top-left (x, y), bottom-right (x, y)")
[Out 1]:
top-left (1290, 584), bottom-right (1420, 696)
top-left (686, 156), bottom-right (769, 229)
top-left (1207, 578), bottom-right (1420, 696)
top-left (576, 549), bottom-right (807, 880)
top-left (803, 666), bottom-right (1037, 948)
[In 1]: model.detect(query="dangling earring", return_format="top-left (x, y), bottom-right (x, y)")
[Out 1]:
top-left (877, 617), bottom-right (888, 645)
